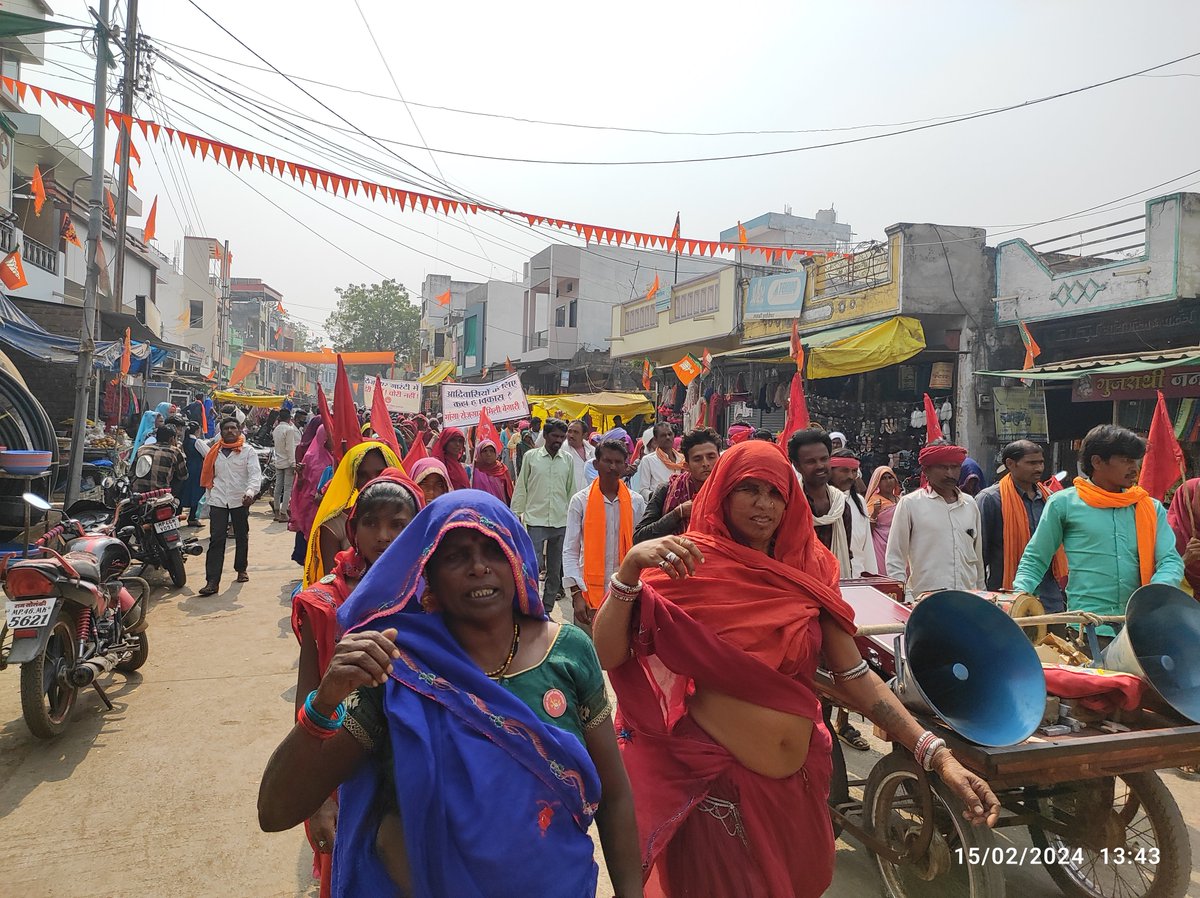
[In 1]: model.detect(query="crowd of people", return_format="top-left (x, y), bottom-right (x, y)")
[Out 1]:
top-left (131, 393), bottom-right (1197, 896)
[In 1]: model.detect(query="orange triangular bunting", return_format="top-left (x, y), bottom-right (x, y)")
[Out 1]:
top-left (30, 85), bottom-right (42, 103)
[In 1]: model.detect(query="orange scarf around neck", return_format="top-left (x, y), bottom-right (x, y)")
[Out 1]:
top-left (1000, 474), bottom-right (1067, 590)
top-left (582, 479), bottom-right (633, 609)
top-left (1073, 477), bottom-right (1157, 585)
top-left (201, 435), bottom-right (245, 489)
top-left (657, 447), bottom-right (686, 473)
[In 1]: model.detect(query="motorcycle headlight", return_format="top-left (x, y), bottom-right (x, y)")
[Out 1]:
top-left (102, 477), bottom-right (114, 489)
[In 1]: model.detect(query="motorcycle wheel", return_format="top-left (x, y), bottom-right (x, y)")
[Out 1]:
top-left (19, 612), bottom-right (79, 739)
top-left (116, 630), bottom-right (149, 672)
top-left (163, 546), bottom-right (187, 588)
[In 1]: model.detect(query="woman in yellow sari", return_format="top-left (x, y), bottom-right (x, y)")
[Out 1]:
top-left (303, 441), bottom-right (401, 586)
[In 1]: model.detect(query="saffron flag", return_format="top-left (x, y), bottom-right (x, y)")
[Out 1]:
top-left (477, 406), bottom-right (501, 450)
top-left (646, 273), bottom-right (660, 303)
top-left (1019, 320), bottom-right (1041, 370)
top-left (120, 327), bottom-right (131, 376)
top-left (642, 358), bottom-right (652, 390)
top-left (317, 384), bottom-right (334, 442)
top-left (276, 301), bottom-right (285, 314)
top-left (370, 376), bottom-right (401, 459)
top-left (1139, 390), bottom-right (1186, 500)
top-left (778, 366), bottom-right (811, 450)
top-left (105, 188), bottom-right (117, 223)
top-left (789, 319), bottom-right (803, 371)
top-left (31, 165), bottom-right (46, 216)
top-left (62, 213), bottom-right (82, 247)
top-left (738, 221), bottom-right (748, 246)
top-left (331, 357), bottom-right (363, 462)
top-left (402, 428), bottom-right (429, 471)
top-left (114, 141), bottom-right (140, 166)
top-left (143, 196), bottom-right (157, 243)
top-left (923, 393), bottom-right (944, 442)
top-left (505, 356), bottom-right (515, 374)
top-left (1043, 473), bottom-right (1064, 494)
top-left (0, 250), bottom-right (28, 290)
top-left (435, 290), bottom-right (451, 306)
top-left (670, 212), bottom-right (681, 251)
top-left (672, 353), bottom-right (702, 386)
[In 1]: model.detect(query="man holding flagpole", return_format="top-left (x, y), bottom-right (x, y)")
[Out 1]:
top-left (1013, 422), bottom-right (1183, 650)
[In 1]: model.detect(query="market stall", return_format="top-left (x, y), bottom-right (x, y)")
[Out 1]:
top-left (528, 391), bottom-right (654, 432)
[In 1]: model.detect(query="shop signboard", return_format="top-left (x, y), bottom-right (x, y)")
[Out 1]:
top-left (745, 271), bottom-right (807, 320)
top-left (928, 362), bottom-right (954, 390)
top-left (993, 386), bottom-right (1049, 442)
top-left (362, 377), bottom-right (422, 413)
top-left (1072, 365), bottom-right (1200, 402)
top-left (440, 373), bottom-right (528, 428)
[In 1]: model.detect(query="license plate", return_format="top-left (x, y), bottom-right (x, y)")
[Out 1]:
top-left (5, 598), bottom-right (55, 629)
top-left (154, 518), bottom-right (180, 534)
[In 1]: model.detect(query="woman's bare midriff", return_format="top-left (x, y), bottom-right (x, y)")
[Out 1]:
top-left (688, 688), bottom-right (813, 779)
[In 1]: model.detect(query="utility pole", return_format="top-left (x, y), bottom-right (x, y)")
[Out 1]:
top-left (218, 239), bottom-right (231, 386)
top-left (111, 0), bottom-right (140, 314)
top-left (65, 0), bottom-right (112, 510)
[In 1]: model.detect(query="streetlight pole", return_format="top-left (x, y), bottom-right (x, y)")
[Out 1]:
top-left (65, 0), bottom-right (111, 509)
top-left (111, 0), bottom-right (140, 314)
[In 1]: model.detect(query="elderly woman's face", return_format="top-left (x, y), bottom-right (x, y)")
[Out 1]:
top-left (420, 475), bottom-right (448, 504)
top-left (426, 528), bottom-right (516, 624)
top-left (478, 445), bottom-right (497, 466)
top-left (447, 435), bottom-right (465, 460)
top-left (724, 476), bottom-right (785, 551)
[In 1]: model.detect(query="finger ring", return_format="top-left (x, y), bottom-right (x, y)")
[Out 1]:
top-left (664, 551), bottom-right (679, 564)
top-left (658, 560), bottom-right (671, 570)
top-left (318, 840), bottom-right (327, 848)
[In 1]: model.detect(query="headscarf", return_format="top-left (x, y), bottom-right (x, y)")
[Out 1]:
top-left (662, 470), bottom-right (701, 515)
top-left (131, 409), bottom-right (158, 453)
top-left (471, 438), bottom-right (514, 504)
top-left (296, 416), bottom-right (322, 463)
top-left (431, 426), bottom-right (471, 490)
top-left (865, 465), bottom-right (897, 505)
top-left (333, 491), bottom-right (599, 897)
top-left (303, 441), bottom-right (402, 586)
top-left (289, 424), bottom-right (334, 540)
top-left (410, 457), bottom-right (451, 493)
top-left (958, 457), bottom-right (986, 495)
top-left (155, 401), bottom-right (173, 418)
top-left (1167, 478), bottom-right (1200, 591)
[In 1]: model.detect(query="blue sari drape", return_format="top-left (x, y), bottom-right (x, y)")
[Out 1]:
top-left (335, 491), bottom-right (601, 898)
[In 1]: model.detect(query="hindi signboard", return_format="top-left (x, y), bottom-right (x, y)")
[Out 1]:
top-left (993, 386), bottom-right (1049, 442)
top-left (440, 374), bottom-right (529, 428)
top-left (744, 271), bottom-right (807, 320)
top-left (1072, 366), bottom-right (1200, 402)
top-left (362, 378), bottom-right (423, 414)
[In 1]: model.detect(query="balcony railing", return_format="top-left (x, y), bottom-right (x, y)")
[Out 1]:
top-left (0, 223), bottom-right (15, 253)
top-left (23, 235), bottom-right (58, 274)
top-left (532, 330), bottom-right (549, 349)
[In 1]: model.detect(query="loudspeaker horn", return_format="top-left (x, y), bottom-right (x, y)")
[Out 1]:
top-left (1098, 583), bottom-right (1200, 724)
top-left (892, 590), bottom-right (1047, 746)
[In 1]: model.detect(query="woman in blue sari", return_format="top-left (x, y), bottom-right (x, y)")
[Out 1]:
top-left (259, 490), bottom-right (642, 898)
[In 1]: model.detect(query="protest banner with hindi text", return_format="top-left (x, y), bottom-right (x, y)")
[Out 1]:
top-left (440, 374), bottom-right (528, 428)
top-left (362, 378), bottom-right (423, 414)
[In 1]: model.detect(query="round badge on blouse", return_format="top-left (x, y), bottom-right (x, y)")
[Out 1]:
top-left (542, 688), bottom-right (567, 718)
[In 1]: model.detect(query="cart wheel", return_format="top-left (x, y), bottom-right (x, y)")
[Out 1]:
top-left (1029, 772), bottom-right (1190, 898)
top-left (824, 703), bottom-right (850, 839)
top-left (864, 749), bottom-right (1004, 898)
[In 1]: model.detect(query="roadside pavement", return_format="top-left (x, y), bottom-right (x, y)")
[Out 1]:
top-left (1, 505), bottom-right (1197, 896)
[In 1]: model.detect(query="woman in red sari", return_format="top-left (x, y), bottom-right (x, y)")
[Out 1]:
top-left (290, 467), bottom-right (423, 897)
top-left (593, 441), bottom-right (999, 897)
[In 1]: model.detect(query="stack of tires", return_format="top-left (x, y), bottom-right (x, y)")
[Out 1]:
top-left (0, 366), bottom-right (59, 540)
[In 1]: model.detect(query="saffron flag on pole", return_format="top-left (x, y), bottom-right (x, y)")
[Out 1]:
top-left (646, 273), bottom-right (660, 303)
top-left (332, 356), bottom-right (364, 462)
top-left (31, 165), bottom-right (46, 216)
top-left (0, 250), bottom-right (28, 290)
top-left (789, 319), bottom-right (803, 371)
top-left (317, 384), bottom-right (334, 442)
top-left (402, 428), bottom-right (428, 471)
top-left (778, 364), bottom-right (811, 450)
top-left (642, 358), bottom-right (652, 390)
top-left (142, 196), bottom-right (157, 243)
top-left (435, 290), bottom-right (451, 306)
top-left (62, 213), bottom-right (82, 247)
top-left (120, 327), bottom-right (132, 376)
top-left (738, 221), bottom-right (748, 246)
top-left (923, 393), bottom-right (944, 442)
top-left (505, 356), bottom-right (515, 374)
top-left (1019, 320), bottom-right (1041, 370)
top-left (370, 376), bottom-right (401, 459)
top-left (105, 188), bottom-right (117, 223)
top-left (671, 213), bottom-right (681, 242)
top-left (1139, 390), bottom-right (1186, 500)
top-left (477, 406), bottom-right (501, 449)
top-left (672, 353), bottom-right (702, 386)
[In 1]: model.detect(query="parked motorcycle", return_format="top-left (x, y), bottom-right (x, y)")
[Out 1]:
top-left (251, 443), bottom-right (276, 508)
top-left (67, 477), bottom-right (202, 588)
top-left (1, 494), bottom-right (151, 739)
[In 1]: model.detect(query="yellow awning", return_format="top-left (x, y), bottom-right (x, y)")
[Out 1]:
top-left (806, 316), bottom-right (926, 379)
top-left (418, 360), bottom-right (456, 386)
top-left (212, 390), bottom-right (287, 408)
top-left (528, 391), bottom-right (654, 424)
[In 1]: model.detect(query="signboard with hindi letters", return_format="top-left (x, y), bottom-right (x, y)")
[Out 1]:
top-left (1072, 366), bottom-right (1200, 402)
top-left (440, 373), bottom-right (529, 428)
top-left (744, 271), bottom-right (807, 320)
top-left (993, 386), bottom-right (1049, 442)
top-left (362, 378), bottom-right (423, 413)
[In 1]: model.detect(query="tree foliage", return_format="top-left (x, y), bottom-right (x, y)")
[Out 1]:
top-left (324, 279), bottom-right (420, 366)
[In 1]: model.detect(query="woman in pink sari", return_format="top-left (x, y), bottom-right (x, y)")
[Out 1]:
top-left (864, 465), bottom-right (900, 575)
top-left (470, 438), bottom-right (514, 504)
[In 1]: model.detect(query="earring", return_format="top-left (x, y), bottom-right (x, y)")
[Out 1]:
top-left (420, 591), bottom-right (436, 613)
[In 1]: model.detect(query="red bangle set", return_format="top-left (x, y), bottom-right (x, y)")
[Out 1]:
top-left (296, 704), bottom-right (341, 740)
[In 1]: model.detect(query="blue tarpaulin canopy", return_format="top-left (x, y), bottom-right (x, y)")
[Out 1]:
top-left (0, 293), bottom-right (166, 372)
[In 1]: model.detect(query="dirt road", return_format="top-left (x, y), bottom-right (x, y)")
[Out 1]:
top-left (1, 506), bottom-right (1197, 897)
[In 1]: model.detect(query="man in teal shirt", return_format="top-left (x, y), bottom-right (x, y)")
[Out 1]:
top-left (1013, 425), bottom-right (1183, 644)
top-left (511, 418), bottom-right (576, 611)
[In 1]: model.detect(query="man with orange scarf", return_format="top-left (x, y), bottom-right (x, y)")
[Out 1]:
top-left (563, 438), bottom-right (645, 635)
top-left (977, 440), bottom-right (1066, 612)
top-left (635, 422), bottom-right (685, 501)
top-left (199, 416), bottom-right (262, 596)
top-left (1014, 425), bottom-right (1183, 647)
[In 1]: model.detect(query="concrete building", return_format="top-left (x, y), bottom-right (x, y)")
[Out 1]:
top-left (719, 207), bottom-right (854, 259)
top-left (156, 236), bottom-right (230, 379)
top-left (456, 280), bottom-right (524, 381)
top-left (228, 277), bottom-right (307, 393)
top-left (418, 273), bottom-right (481, 373)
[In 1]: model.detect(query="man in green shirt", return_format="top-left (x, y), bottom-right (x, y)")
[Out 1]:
top-left (1013, 425), bottom-right (1183, 645)
top-left (511, 418), bottom-right (576, 611)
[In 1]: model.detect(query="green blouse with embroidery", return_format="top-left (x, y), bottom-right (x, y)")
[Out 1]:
top-left (343, 622), bottom-right (611, 752)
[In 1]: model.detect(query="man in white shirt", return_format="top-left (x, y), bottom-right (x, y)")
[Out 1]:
top-left (563, 438), bottom-right (645, 635)
top-left (886, 441), bottom-right (985, 599)
top-left (271, 408), bottom-right (299, 523)
top-left (830, 449), bottom-right (878, 577)
top-left (565, 419), bottom-right (595, 490)
top-left (635, 422), bottom-right (684, 500)
top-left (199, 417), bottom-right (262, 596)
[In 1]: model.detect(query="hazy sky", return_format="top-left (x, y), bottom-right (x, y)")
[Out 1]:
top-left (33, 1), bottom-right (1200, 340)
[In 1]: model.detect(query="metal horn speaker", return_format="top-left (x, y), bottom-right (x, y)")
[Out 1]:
top-left (1098, 584), bottom-right (1200, 724)
top-left (892, 590), bottom-right (1047, 746)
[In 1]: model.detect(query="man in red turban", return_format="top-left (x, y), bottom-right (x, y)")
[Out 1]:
top-left (884, 439), bottom-right (985, 599)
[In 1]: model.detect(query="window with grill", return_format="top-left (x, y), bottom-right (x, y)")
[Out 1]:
top-left (671, 280), bottom-right (720, 321)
